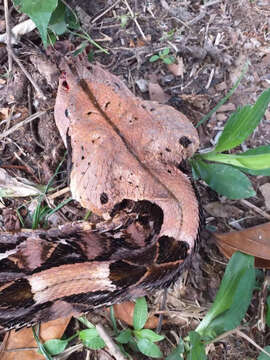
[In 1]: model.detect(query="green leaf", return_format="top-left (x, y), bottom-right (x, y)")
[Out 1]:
top-left (134, 329), bottom-right (165, 342)
top-left (187, 331), bottom-right (207, 360)
top-left (196, 252), bottom-right (255, 339)
top-left (201, 151), bottom-right (270, 170)
top-left (237, 146), bottom-right (270, 175)
top-left (191, 158), bottom-right (255, 199)
top-left (79, 329), bottom-right (105, 350)
top-left (166, 338), bottom-right (185, 360)
top-left (137, 338), bottom-right (163, 358)
top-left (149, 55), bottom-right (160, 62)
top-left (215, 88), bottom-right (270, 152)
top-left (258, 346), bottom-right (270, 360)
top-left (49, 1), bottom-right (66, 35)
top-left (43, 339), bottom-right (69, 355)
top-left (163, 56), bottom-right (175, 65)
top-left (133, 297), bottom-right (148, 330)
top-left (266, 295), bottom-right (270, 327)
top-left (116, 329), bottom-right (132, 344)
top-left (65, 7), bottom-right (80, 29)
top-left (161, 48), bottom-right (170, 56)
top-left (14, 0), bottom-right (59, 47)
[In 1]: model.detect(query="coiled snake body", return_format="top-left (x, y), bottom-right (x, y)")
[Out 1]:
top-left (0, 60), bottom-right (200, 332)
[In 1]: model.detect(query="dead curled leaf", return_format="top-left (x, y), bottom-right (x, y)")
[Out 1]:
top-left (55, 59), bottom-right (200, 247)
top-left (214, 222), bottom-right (270, 268)
top-left (1, 317), bottom-right (71, 360)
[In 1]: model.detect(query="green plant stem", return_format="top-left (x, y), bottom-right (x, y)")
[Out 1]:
top-left (196, 61), bottom-right (249, 128)
top-left (68, 29), bottom-right (109, 54)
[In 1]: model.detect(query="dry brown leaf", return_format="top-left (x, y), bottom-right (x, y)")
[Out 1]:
top-left (2, 317), bottom-right (71, 360)
top-left (148, 82), bottom-right (170, 103)
top-left (167, 56), bottom-right (184, 77)
top-left (0, 108), bottom-right (9, 121)
top-left (214, 222), bottom-right (270, 268)
top-left (111, 302), bottom-right (160, 329)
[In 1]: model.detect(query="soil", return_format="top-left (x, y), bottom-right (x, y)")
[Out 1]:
top-left (0, 0), bottom-right (270, 359)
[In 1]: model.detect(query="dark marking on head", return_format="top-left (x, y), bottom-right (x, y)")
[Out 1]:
top-left (179, 136), bottom-right (192, 148)
top-left (100, 192), bottom-right (108, 204)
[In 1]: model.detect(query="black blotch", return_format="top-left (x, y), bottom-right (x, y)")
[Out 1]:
top-left (81, 145), bottom-right (84, 151)
top-left (100, 192), bottom-right (109, 204)
top-left (81, 155), bottom-right (85, 160)
top-left (0, 278), bottom-right (34, 306)
top-left (156, 236), bottom-right (189, 264)
top-left (167, 169), bottom-right (171, 174)
top-left (179, 136), bottom-right (192, 148)
top-left (110, 261), bottom-right (146, 287)
top-left (105, 102), bottom-right (110, 109)
top-left (65, 109), bottom-right (69, 118)
top-left (87, 111), bottom-right (92, 115)
top-left (168, 96), bottom-right (182, 111)
top-left (165, 148), bottom-right (171, 152)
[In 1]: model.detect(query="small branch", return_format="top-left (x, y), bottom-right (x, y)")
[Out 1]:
top-left (4, 0), bottom-right (12, 73)
top-left (95, 324), bottom-right (126, 360)
top-left (240, 199), bottom-right (270, 221)
top-left (9, 50), bottom-right (46, 99)
top-left (236, 329), bottom-right (270, 358)
top-left (123, 0), bottom-right (146, 41)
top-left (0, 110), bottom-right (47, 140)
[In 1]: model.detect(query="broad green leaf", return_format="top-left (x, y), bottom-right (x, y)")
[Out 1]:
top-left (266, 295), bottom-right (270, 327)
top-left (187, 332), bottom-right (207, 360)
top-left (166, 338), bottom-right (185, 360)
top-left (258, 346), bottom-right (270, 360)
top-left (237, 146), bottom-right (270, 175)
top-left (201, 151), bottom-right (270, 170)
top-left (149, 55), bottom-right (160, 62)
top-left (163, 56), bottom-right (175, 65)
top-left (43, 339), bottom-right (69, 355)
top-left (134, 329), bottom-right (165, 342)
top-left (14, 0), bottom-right (58, 47)
top-left (133, 297), bottom-right (148, 330)
top-left (215, 88), bottom-right (270, 152)
top-left (49, 1), bottom-right (66, 35)
top-left (161, 48), bottom-right (170, 56)
top-left (116, 329), bottom-right (132, 344)
top-left (196, 252), bottom-right (255, 338)
top-left (191, 158), bottom-right (255, 199)
top-left (79, 329), bottom-right (105, 350)
top-left (137, 338), bottom-right (163, 358)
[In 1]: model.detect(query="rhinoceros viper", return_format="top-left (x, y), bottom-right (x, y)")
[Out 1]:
top-left (0, 58), bottom-right (201, 332)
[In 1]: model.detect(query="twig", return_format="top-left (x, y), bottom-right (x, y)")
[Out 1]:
top-left (9, 49), bottom-right (46, 99)
top-left (91, 0), bottom-right (121, 23)
top-left (0, 110), bottom-right (47, 140)
top-left (4, 0), bottom-right (12, 73)
top-left (156, 288), bottom-right (168, 333)
top-left (48, 186), bottom-right (70, 200)
top-left (236, 329), bottom-right (270, 358)
top-left (122, 0), bottom-right (147, 41)
top-left (240, 199), bottom-right (270, 221)
top-left (28, 85), bottom-right (45, 149)
top-left (95, 324), bottom-right (126, 360)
